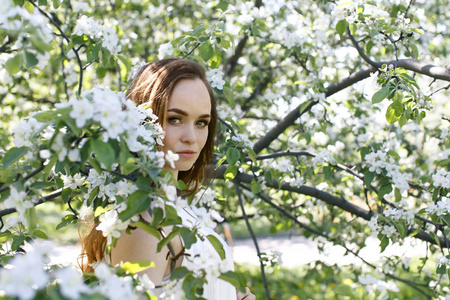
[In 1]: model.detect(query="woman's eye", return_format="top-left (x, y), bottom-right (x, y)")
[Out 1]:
top-left (168, 117), bottom-right (181, 124)
top-left (197, 120), bottom-right (209, 127)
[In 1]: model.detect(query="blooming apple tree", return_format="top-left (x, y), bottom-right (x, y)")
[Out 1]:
top-left (1, 0), bottom-right (450, 299)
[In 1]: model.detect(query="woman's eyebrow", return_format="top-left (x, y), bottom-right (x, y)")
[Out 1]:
top-left (168, 108), bottom-right (211, 119)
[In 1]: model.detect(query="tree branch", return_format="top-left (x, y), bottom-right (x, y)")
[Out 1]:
top-left (215, 166), bottom-right (449, 247)
top-left (235, 183), bottom-right (272, 300)
top-left (238, 182), bottom-right (432, 298)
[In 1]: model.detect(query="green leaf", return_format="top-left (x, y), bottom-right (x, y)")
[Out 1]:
top-left (120, 260), bottom-right (155, 274)
top-left (379, 234), bottom-right (389, 253)
top-left (199, 43), bottom-right (214, 61)
top-left (207, 234), bottom-right (226, 260)
top-left (30, 181), bottom-right (54, 190)
top-left (180, 227), bottom-right (197, 249)
top-left (251, 180), bottom-right (261, 194)
top-left (226, 147), bottom-right (240, 165)
top-left (91, 138), bottom-right (116, 169)
top-left (335, 284), bottom-right (353, 296)
top-left (29, 35), bottom-right (53, 54)
top-left (24, 51), bottom-right (38, 68)
top-left (171, 267), bottom-right (190, 280)
top-left (335, 20), bottom-right (348, 37)
top-left (33, 110), bottom-right (57, 122)
top-left (38, 0), bottom-right (47, 5)
top-left (157, 227), bottom-right (180, 252)
top-left (11, 235), bottom-right (26, 251)
top-left (394, 221), bottom-right (407, 239)
top-left (25, 208), bottom-right (38, 231)
top-left (119, 190), bottom-right (150, 221)
top-left (349, 23), bottom-right (357, 35)
top-left (360, 146), bottom-right (370, 160)
top-left (209, 47), bottom-right (222, 69)
top-left (2, 147), bottom-right (29, 168)
top-left (31, 229), bottom-right (48, 239)
top-left (430, 231), bottom-right (441, 248)
top-left (378, 183), bottom-right (393, 200)
top-left (437, 265), bottom-right (446, 275)
top-left (216, 156), bottom-right (227, 168)
top-left (364, 171), bottom-right (375, 188)
top-left (134, 221), bottom-right (161, 239)
top-left (442, 215), bottom-right (450, 227)
top-left (5, 54), bottom-right (22, 75)
top-left (323, 165), bottom-right (332, 180)
top-left (372, 85), bottom-right (389, 104)
top-left (217, 0), bottom-right (229, 10)
top-left (223, 86), bottom-right (235, 106)
top-left (264, 171), bottom-right (273, 185)
top-left (53, 0), bottom-right (61, 9)
top-left (219, 271), bottom-right (241, 288)
top-left (62, 187), bottom-right (72, 203)
top-left (56, 215), bottom-right (76, 230)
top-left (386, 100), bottom-right (403, 124)
top-left (191, 24), bottom-right (205, 36)
top-left (224, 165), bottom-right (238, 181)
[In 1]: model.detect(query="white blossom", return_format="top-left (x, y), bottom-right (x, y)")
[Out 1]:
top-left (193, 187), bottom-right (216, 207)
top-left (165, 150), bottom-right (179, 169)
top-left (61, 173), bottom-right (84, 190)
top-left (94, 263), bottom-right (136, 300)
top-left (54, 266), bottom-right (90, 299)
top-left (381, 225), bottom-right (396, 238)
top-left (231, 133), bottom-right (253, 148)
top-left (68, 97), bottom-right (95, 128)
top-left (68, 148), bottom-right (81, 162)
top-left (39, 149), bottom-right (51, 159)
top-left (432, 169), bottom-right (450, 189)
top-left (0, 251), bottom-right (50, 300)
top-left (96, 210), bottom-right (129, 245)
top-left (276, 158), bottom-right (294, 173)
top-left (3, 186), bottom-right (33, 218)
top-left (158, 42), bottom-right (173, 59)
top-left (206, 69), bottom-right (226, 90)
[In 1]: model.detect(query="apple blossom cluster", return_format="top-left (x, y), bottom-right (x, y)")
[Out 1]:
top-left (436, 256), bottom-right (450, 268)
top-left (55, 86), bottom-right (165, 154)
top-left (235, 1), bottom-right (267, 25)
top-left (206, 69), bottom-right (226, 90)
top-left (231, 133), bottom-right (254, 149)
top-left (73, 15), bottom-right (122, 55)
top-left (275, 158), bottom-right (295, 174)
top-left (158, 42), bottom-right (174, 59)
top-left (363, 150), bottom-right (410, 193)
top-left (285, 175), bottom-right (305, 188)
top-left (193, 187), bottom-right (217, 207)
top-left (0, 250), bottom-right (50, 300)
top-left (261, 250), bottom-right (283, 267)
top-left (0, 0), bottom-right (53, 67)
top-left (0, 248), bottom-right (156, 300)
top-left (383, 207), bottom-right (415, 227)
top-left (3, 186), bottom-right (34, 221)
top-left (358, 274), bottom-right (399, 293)
top-left (432, 170), bottom-right (450, 189)
top-left (425, 197), bottom-right (450, 217)
top-left (13, 116), bottom-right (45, 149)
top-left (312, 149), bottom-right (335, 168)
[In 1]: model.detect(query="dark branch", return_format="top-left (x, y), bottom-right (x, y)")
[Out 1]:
top-left (235, 183), bottom-right (272, 300)
top-left (214, 166), bottom-right (449, 247)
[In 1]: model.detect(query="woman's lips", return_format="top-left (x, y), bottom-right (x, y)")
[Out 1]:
top-left (177, 151), bottom-right (196, 159)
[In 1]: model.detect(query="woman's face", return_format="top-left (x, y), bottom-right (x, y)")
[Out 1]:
top-left (162, 78), bottom-right (211, 177)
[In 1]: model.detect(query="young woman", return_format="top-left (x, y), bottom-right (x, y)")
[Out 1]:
top-left (81, 58), bottom-right (255, 300)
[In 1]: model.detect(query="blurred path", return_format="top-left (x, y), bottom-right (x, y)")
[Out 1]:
top-left (25, 234), bottom-right (427, 268)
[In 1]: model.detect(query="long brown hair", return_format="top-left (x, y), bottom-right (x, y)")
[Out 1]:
top-left (79, 58), bottom-right (218, 272)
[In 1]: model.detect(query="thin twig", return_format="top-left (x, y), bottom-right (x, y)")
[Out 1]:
top-left (234, 183), bottom-right (272, 300)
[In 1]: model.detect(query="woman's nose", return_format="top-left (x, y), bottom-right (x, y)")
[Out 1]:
top-left (181, 124), bottom-right (196, 144)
